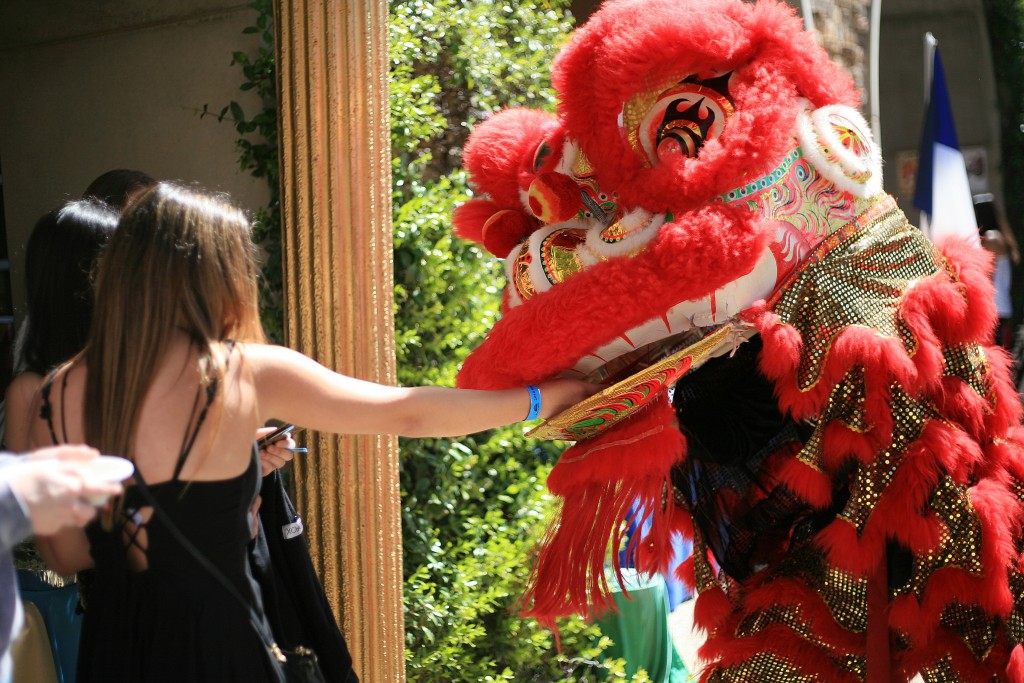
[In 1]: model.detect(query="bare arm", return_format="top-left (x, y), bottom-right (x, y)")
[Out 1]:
top-left (36, 527), bottom-right (94, 575)
top-left (6, 374), bottom-right (97, 573)
top-left (1003, 227), bottom-right (1021, 264)
top-left (4, 372), bottom-right (43, 452)
top-left (245, 344), bottom-right (596, 438)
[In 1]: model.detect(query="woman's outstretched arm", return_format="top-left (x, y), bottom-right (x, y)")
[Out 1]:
top-left (245, 343), bottom-right (597, 438)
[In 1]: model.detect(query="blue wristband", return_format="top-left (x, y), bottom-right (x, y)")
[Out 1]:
top-left (525, 385), bottom-right (542, 421)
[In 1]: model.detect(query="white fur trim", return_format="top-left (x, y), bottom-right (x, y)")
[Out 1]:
top-left (797, 104), bottom-right (883, 198)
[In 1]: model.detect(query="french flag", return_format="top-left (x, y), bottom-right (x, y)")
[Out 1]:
top-left (913, 35), bottom-right (979, 244)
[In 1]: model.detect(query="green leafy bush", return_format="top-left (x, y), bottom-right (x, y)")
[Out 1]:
top-left (390, 1), bottom-right (629, 680)
top-left (984, 0), bottom-right (1024, 322)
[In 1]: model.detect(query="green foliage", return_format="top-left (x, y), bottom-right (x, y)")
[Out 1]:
top-left (983, 0), bottom-right (1024, 319)
top-left (390, 0), bottom-right (570, 198)
top-left (391, 0), bottom-right (633, 679)
top-left (201, 0), bottom-right (284, 343)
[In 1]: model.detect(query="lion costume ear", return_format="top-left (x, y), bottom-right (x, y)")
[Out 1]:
top-left (797, 104), bottom-right (884, 198)
top-left (453, 200), bottom-right (536, 258)
top-left (456, 107), bottom-right (562, 256)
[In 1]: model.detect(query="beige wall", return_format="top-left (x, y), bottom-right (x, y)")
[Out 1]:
top-left (0, 2), bottom-right (271, 328)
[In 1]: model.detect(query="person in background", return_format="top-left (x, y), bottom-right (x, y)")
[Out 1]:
top-left (1, 199), bottom-right (120, 683)
top-left (0, 444), bottom-right (121, 683)
top-left (24, 182), bottom-right (595, 682)
top-left (973, 193), bottom-right (1019, 349)
top-left (81, 170), bottom-right (156, 212)
top-left (9, 200), bottom-right (118, 382)
top-left (3, 194), bottom-right (293, 681)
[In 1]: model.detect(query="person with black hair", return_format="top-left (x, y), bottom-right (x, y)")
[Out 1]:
top-left (0, 199), bottom-right (120, 681)
top-left (19, 200), bottom-right (117, 376)
top-left (5, 199), bottom-right (120, 450)
top-left (81, 169), bottom-right (157, 211)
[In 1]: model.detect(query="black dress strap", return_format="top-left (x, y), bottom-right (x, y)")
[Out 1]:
top-left (58, 369), bottom-right (71, 444)
top-left (170, 341), bottom-right (236, 481)
top-left (38, 366), bottom-right (65, 445)
top-left (171, 380), bottom-right (217, 482)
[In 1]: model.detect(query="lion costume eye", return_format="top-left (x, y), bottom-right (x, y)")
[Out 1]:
top-left (532, 140), bottom-right (554, 172)
top-left (622, 72), bottom-right (735, 167)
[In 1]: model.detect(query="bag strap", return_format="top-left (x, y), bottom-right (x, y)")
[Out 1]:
top-left (130, 466), bottom-right (290, 672)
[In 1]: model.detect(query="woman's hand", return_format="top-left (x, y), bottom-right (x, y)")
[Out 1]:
top-left (256, 426), bottom-right (298, 476)
top-left (535, 378), bottom-right (602, 419)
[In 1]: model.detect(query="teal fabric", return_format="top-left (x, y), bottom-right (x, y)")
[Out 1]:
top-left (596, 569), bottom-right (692, 683)
top-left (17, 572), bottom-right (80, 683)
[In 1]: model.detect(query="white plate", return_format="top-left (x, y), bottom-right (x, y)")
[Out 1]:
top-left (76, 455), bottom-right (135, 484)
top-left (72, 455), bottom-right (134, 505)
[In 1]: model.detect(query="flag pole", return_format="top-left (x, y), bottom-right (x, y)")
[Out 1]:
top-left (924, 32), bottom-right (936, 104)
top-left (919, 33), bottom-right (937, 237)
top-left (800, 0), bottom-right (815, 32)
top-left (869, 0), bottom-right (883, 148)
top-left (913, 34), bottom-right (981, 245)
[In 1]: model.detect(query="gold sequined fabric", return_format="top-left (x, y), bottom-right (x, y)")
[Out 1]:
top-left (895, 476), bottom-right (985, 600)
top-left (769, 204), bottom-right (943, 391)
top-left (917, 657), bottom-right (1002, 683)
top-left (1006, 571), bottom-right (1024, 646)
top-left (688, 202), bottom-right (1021, 681)
top-left (834, 387), bottom-right (930, 534)
top-left (943, 343), bottom-right (991, 398)
top-left (706, 652), bottom-right (823, 682)
top-left (770, 544), bottom-right (868, 634)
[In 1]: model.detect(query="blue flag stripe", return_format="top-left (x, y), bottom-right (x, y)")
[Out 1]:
top-left (913, 47), bottom-right (961, 216)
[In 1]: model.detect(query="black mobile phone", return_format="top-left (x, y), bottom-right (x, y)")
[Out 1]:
top-left (257, 423), bottom-right (296, 448)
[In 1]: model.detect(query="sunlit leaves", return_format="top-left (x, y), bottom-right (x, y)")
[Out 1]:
top-left (390, 1), bottom-right (624, 680)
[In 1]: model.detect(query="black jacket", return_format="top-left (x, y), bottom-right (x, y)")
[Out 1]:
top-left (251, 470), bottom-right (358, 683)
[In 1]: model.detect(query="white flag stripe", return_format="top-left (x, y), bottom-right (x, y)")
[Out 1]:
top-left (924, 142), bottom-right (979, 244)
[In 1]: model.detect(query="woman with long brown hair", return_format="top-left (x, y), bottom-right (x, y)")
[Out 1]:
top-left (26, 182), bottom-right (593, 682)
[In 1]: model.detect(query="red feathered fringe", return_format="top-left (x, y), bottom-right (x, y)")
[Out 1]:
top-left (1008, 645), bottom-right (1024, 682)
top-left (519, 394), bottom-right (685, 630)
top-left (691, 234), bottom-right (1024, 676)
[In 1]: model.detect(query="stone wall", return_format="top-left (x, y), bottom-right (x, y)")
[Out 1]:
top-left (806, 0), bottom-right (872, 104)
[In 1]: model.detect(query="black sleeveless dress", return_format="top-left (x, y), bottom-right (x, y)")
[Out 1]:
top-left (40, 368), bottom-right (281, 683)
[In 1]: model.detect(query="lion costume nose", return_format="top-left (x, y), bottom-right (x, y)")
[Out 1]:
top-left (528, 171), bottom-right (581, 224)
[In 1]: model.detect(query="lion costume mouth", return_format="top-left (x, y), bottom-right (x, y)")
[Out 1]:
top-left (526, 322), bottom-right (757, 441)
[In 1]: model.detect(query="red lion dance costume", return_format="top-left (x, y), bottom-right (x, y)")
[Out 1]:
top-left (453, 0), bottom-right (1024, 679)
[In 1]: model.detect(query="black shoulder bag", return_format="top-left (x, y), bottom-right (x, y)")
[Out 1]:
top-left (132, 471), bottom-right (327, 683)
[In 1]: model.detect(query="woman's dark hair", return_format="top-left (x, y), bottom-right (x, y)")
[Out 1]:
top-left (83, 169), bottom-right (157, 209)
top-left (21, 198), bottom-right (119, 374)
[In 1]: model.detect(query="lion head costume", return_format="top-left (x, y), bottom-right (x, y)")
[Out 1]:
top-left (453, 0), bottom-right (1024, 679)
